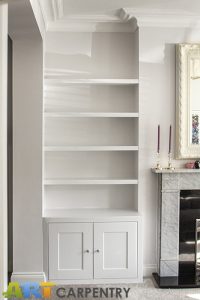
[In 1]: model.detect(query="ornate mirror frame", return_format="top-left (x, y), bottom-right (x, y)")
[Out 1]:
top-left (176, 43), bottom-right (200, 159)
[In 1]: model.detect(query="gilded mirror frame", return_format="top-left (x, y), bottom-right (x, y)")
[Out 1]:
top-left (176, 43), bottom-right (200, 159)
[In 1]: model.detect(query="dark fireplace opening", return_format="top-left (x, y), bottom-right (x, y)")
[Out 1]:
top-left (179, 190), bottom-right (200, 280)
top-left (152, 188), bottom-right (200, 288)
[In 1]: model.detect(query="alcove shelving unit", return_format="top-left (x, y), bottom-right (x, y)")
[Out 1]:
top-left (43, 81), bottom-right (139, 215)
top-left (43, 29), bottom-right (142, 283)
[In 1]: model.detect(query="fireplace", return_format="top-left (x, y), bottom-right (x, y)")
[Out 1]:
top-left (152, 169), bottom-right (200, 288)
top-left (179, 190), bottom-right (200, 279)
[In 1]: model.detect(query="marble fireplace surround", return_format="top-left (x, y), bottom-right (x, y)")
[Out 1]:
top-left (153, 169), bottom-right (200, 277)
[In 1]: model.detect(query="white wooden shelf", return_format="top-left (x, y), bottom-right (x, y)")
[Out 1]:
top-left (43, 208), bottom-right (141, 222)
top-left (44, 78), bottom-right (139, 86)
top-left (44, 112), bottom-right (139, 118)
top-left (44, 179), bottom-right (138, 185)
top-left (44, 146), bottom-right (139, 152)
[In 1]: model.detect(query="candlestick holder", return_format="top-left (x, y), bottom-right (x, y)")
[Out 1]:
top-left (155, 152), bottom-right (162, 170)
top-left (167, 152), bottom-right (175, 170)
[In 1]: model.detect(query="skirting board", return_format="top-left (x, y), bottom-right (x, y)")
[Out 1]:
top-left (11, 272), bottom-right (46, 282)
top-left (11, 266), bottom-right (155, 283)
top-left (143, 264), bottom-right (157, 277)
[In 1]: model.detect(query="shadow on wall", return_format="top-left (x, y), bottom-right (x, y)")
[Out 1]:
top-left (45, 30), bottom-right (138, 79)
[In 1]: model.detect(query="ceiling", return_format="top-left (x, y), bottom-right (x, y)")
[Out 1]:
top-left (45, 0), bottom-right (200, 15)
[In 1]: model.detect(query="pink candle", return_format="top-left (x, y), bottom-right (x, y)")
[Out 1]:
top-left (169, 125), bottom-right (172, 154)
top-left (157, 125), bottom-right (160, 153)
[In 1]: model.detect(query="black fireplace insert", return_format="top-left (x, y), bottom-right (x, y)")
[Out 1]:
top-left (179, 190), bottom-right (200, 279)
top-left (153, 189), bottom-right (200, 288)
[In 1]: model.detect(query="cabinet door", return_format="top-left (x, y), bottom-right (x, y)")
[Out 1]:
top-left (49, 223), bottom-right (93, 280)
top-left (94, 222), bottom-right (138, 279)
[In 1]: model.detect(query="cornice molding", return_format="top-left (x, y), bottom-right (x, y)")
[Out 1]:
top-left (37, 0), bottom-right (137, 32)
top-left (123, 8), bottom-right (200, 28)
top-left (37, 0), bottom-right (200, 33)
top-left (46, 20), bottom-right (136, 33)
top-left (51, 0), bottom-right (63, 20)
top-left (59, 14), bottom-right (122, 23)
top-left (50, 0), bottom-right (122, 23)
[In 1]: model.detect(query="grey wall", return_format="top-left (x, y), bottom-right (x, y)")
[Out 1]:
top-left (13, 37), bottom-right (43, 273)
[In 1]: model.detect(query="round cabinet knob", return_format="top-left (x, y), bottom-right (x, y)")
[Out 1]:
top-left (96, 249), bottom-right (100, 253)
top-left (85, 250), bottom-right (90, 253)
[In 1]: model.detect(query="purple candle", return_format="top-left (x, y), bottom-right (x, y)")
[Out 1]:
top-left (157, 125), bottom-right (160, 153)
top-left (169, 125), bottom-right (172, 154)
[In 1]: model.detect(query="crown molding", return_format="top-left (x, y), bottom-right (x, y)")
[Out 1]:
top-left (45, 8), bottom-right (137, 32)
top-left (51, 0), bottom-right (63, 20)
top-left (33, 1), bottom-right (200, 33)
top-left (37, 0), bottom-right (137, 32)
top-left (122, 8), bottom-right (200, 28)
top-left (50, 0), bottom-right (122, 23)
top-left (60, 14), bottom-right (121, 23)
top-left (46, 19), bottom-right (136, 33)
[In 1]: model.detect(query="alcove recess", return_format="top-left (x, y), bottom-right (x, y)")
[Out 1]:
top-left (43, 27), bottom-right (139, 218)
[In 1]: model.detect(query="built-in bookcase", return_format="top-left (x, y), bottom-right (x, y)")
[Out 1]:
top-left (43, 30), bottom-right (139, 217)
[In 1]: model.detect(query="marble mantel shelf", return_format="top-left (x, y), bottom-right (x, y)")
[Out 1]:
top-left (152, 168), bottom-right (200, 174)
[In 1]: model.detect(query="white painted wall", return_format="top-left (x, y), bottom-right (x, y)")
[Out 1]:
top-left (12, 36), bottom-right (43, 277)
top-left (0, 2), bottom-right (8, 295)
top-left (139, 26), bottom-right (200, 275)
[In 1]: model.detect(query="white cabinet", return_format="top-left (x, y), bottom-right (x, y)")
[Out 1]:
top-left (94, 222), bottom-right (138, 279)
top-left (49, 223), bottom-right (93, 280)
top-left (48, 221), bottom-right (139, 281)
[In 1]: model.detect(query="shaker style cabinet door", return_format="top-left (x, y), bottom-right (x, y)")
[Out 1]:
top-left (94, 222), bottom-right (138, 279)
top-left (49, 223), bottom-right (93, 280)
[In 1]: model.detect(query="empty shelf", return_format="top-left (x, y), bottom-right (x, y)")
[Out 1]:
top-left (44, 78), bottom-right (139, 86)
top-left (44, 112), bottom-right (139, 118)
top-left (44, 179), bottom-right (138, 185)
top-left (44, 146), bottom-right (139, 152)
top-left (43, 208), bottom-right (141, 222)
